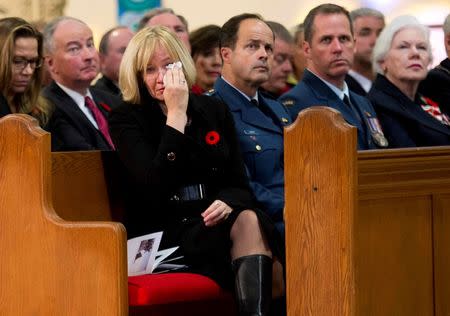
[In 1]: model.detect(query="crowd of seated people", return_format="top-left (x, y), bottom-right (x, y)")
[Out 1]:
top-left (1, 4), bottom-right (450, 316)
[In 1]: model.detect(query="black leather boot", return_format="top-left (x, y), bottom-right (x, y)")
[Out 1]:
top-left (232, 254), bottom-right (272, 316)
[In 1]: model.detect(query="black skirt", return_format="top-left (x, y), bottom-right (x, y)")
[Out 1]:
top-left (159, 200), bottom-right (284, 290)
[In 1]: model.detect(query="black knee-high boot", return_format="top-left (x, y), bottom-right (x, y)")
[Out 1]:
top-left (232, 254), bottom-right (272, 316)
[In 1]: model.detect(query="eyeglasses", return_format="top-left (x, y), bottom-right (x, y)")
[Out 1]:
top-left (12, 57), bottom-right (43, 71)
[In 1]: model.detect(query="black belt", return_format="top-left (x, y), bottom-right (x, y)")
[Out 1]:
top-left (170, 184), bottom-right (207, 202)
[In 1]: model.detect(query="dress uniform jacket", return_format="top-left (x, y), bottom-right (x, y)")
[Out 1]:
top-left (108, 92), bottom-right (281, 288)
top-left (210, 77), bottom-right (292, 235)
top-left (418, 58), bottom-right (450, 116)
top-left (279, 69), bottom-right (383, 150)
top-left (43, 81), bottom-right (120, 151)
top-left (368, 74), bottom-right (450, 148)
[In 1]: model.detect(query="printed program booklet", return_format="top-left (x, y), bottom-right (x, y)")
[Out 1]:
top-left (127, 231), bottom-right (187, 276)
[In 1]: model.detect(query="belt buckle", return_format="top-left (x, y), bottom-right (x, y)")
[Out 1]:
top-left (179, 184), bottom-right (206, 201)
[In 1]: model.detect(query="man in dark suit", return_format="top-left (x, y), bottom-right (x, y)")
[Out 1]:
top-left (209, 14), bottom-right (292, 238)
top-left (42, 17), bottom-right (120, 151)
top-left (94, 26), bottom-right (133, 96)
top-left (345, 8), bottom-right (385, 96)
top-left (279, 4), bottom-right (387, 150)
top-left (419, 13), bottom-right (450, 116)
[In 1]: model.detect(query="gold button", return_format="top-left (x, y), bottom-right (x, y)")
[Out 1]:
top-left (282, 117), bottom-right (289, 123)
top-left (255, 145), bottom-right (262, 151)
top-left (167, 152), bottom-right (176, 161)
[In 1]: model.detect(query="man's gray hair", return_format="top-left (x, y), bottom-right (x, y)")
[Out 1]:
top-left (43, 16), bottom-right (86, 54)
top-left (350, 8), bottom-right (385, 23)
top-left (136, 7), bottom-right (175, 31)
top-left (266, 21), bottom-right (293, 44)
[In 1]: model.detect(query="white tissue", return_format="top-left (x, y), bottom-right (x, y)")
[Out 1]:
top-left (166, 61), bottom-right (182, 70)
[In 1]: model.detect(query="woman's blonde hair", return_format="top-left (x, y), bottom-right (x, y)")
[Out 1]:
top-left (120, 25), bottom-right (196, 104)
top-left (0, 17), bottom-right (52, 125)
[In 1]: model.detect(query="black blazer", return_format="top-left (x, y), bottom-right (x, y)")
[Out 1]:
top-left (368, 74), bottom-right (450, 148)
top-left (345, 73), bottom-right (368, 96)
top-left (42, 81), bottom-right (121, 151)
top-left (0, 94), bottom-right (11, 118)
top-left (109, 93), bottom-right (257, 238)
top-left (93, 75), bottom-right (121, 96)
top-left (418, 58), bottom-right (450, 116)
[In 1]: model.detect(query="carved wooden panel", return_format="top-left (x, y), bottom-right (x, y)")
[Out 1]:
top-left (0, 0), bottom-right (66, 22)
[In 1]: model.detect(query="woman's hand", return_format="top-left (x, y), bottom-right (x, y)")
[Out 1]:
top-left (163, 64), bottom-right (189, 133)
top-left (202, 200), bottom-right (233, 227)
top-left (163, 64), bottom-right (188, 115)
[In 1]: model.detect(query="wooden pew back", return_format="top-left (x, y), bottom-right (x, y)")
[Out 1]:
top-left (0, 115), bottom-right (128, 315)
top-left (52, 150), bottom-right (126, 222)
top-left (284, 107), bottom-right (450, 316)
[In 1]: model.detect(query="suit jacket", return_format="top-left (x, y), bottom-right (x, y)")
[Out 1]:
top-left (42, 81), bottom-right (120, 151)
top-left (210, 77), bottom-right (292, 235)
top-left (418, 58), bottom-right (450, 116)
top-left (345, 73), bottom-right (368, 96)
top-left (93, 75), bottom-right (121, 96)
top-left (279, 69), bottom-right (382, 150)
top-left (368, 74), bottom-right (450, 148)
top-left (0, 94), bottom-right (11, 118)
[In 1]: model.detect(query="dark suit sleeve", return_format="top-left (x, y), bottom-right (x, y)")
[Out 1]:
top-left (48, 109), bottom-right (97, 151)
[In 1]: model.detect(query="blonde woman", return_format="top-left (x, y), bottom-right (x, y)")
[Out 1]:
top-left (109, 26), bottom-right (284, 315)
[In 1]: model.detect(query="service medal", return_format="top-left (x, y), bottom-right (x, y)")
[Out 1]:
top-left (372, 132), bottom-right (388, 147)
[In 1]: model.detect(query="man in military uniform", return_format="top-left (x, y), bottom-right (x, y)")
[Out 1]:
top-left (279, 4), bottom-right (387, 150)
top-left (208, 13), bottom-right (291, 237)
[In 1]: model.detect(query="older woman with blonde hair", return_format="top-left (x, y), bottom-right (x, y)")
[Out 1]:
top-left (109, 25), bottom-right (284, 315)
top-left (368, 15), bottom-right (450, 147)
top-left (0, 17), bottom-right (51, 126)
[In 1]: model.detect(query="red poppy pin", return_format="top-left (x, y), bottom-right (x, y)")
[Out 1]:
top-left (99, 102), bottom-right (112, 112)
top-left (205, 131), bottom-right (220, 145)
top-left (421, 97), bottom-right (439, 108)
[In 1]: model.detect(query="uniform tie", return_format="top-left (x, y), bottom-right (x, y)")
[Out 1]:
top-left (251, 98), bottom-right (279, 126)
top-left (342, 94), bottom-right (362, 124)
top-left (343, 94), bottom-right (352, 107)
top-left (84, 96), bottom-right (115, 149)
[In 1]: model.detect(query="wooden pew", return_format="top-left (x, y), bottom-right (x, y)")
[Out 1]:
top-left (0, 114), bottom-right (128, 315)
top-left (284, 107), bottom-right (450, 316)
top-left (0, 114), bottom-right (235, 316)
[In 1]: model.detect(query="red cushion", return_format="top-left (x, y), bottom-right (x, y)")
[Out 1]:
top-left (128, 273), bottom-right (233, 306)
